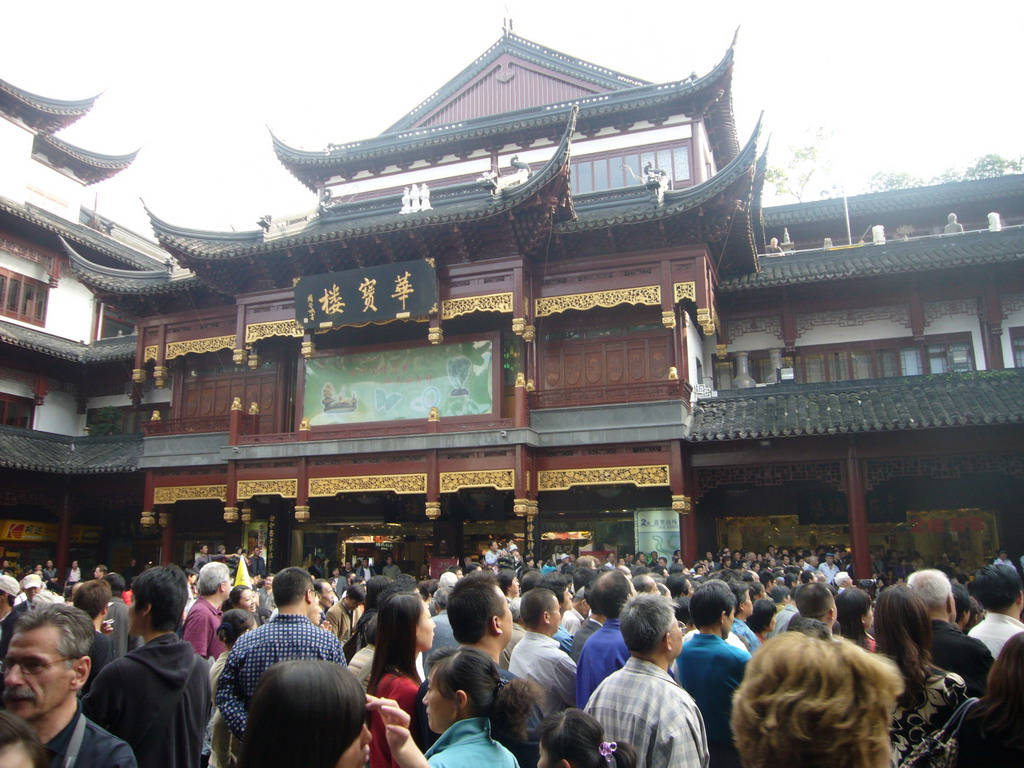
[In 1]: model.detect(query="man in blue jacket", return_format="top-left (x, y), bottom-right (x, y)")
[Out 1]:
top-left (575, 569), bottom-right (634, 707)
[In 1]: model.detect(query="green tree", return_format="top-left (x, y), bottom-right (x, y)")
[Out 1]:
top-left (765, 126), bottom-right (835, 203)
top-left (867, 171), bottom-right (924, 193)
top-left (933, 154), bottom-right (1024, 184)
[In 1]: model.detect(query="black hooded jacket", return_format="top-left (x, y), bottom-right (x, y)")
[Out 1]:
top-left (83, 633), bottom-right (210, 768)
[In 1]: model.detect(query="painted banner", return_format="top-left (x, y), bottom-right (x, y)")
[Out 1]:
top-left (634, 508), bottom-right (680, 555)
top-left (295, 259), bottom-right (438, 331)
top-left (303, 340), bottom-right (493, 425)
top-left (243, 521), bottom-right (268, 553)
top-left (0, 520), bottom-right (102, 544)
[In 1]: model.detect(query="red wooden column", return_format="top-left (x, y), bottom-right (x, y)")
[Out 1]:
top-left (844, 443), bottom-right (872, 579)
top-left (160, 511), bottom-right (175, 566)
top-left (678, 447), bottom-right (699, 567)
top-left (55, 492), bottom-right (73, 582)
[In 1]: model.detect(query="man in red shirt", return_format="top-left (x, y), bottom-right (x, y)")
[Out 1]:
top-left (182, 562), bottom-right (231, 660)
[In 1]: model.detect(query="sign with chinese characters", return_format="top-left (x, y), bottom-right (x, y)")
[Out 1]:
top-left (303, 340), bottom-right (493, 425)
top-left (294, 260), bottom-right (438, 331)
top-left (634, 508), bottom-right (680, 555)
top-left (0, 520), bottom-right (102, 544)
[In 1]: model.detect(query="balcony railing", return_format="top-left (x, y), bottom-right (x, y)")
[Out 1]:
top-left (529, 380), bottom-right (690, 410)
top-left (142, 416), bottom-right (230, 436)
top-left (235, 417), bottom-right (517, 445)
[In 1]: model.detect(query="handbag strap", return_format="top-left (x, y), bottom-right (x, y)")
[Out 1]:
top-left (62, 712), bottom-right (87, 768)
top-left (130, 652), bottom-right (200, 759)
top-left (940, 696), bottom-right (979, 739)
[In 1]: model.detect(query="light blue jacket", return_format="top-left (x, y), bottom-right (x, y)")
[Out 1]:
top-left (425, 717), bottom-right (519, 768)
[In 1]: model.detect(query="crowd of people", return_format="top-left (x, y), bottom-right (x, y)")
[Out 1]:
top-left (0, 541), bottom-right (1021, 768)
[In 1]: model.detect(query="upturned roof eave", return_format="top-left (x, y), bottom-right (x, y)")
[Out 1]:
top-left (0, 78), bottom-right (99, 134)
top-left (61, 237), bottom-right (199, 295)
top-left (32, 135), bottom-right (139, 184)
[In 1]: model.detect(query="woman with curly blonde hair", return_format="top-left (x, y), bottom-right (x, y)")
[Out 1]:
top-left (731, 633), bottom-right (903, 768)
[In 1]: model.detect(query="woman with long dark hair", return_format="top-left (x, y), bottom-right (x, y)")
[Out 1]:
top-left (236, 659), bottom-right (369, 768)
top-left (836, 587), bottom-right (875, 651)
top-left (538, 709), bottom-right (637, 768)
top-left (0, 711), bottom-right (47, 767)
top-left (368, 592), bottom-right (434, 767)
top-left (954, 632), bottom-right (1024, 765)
top-left (369, 647), bottom-right (537, 767)
top-left (874, 585), bottom-right (967, 766)
top-left (347, 574), bottom-right (391, 658)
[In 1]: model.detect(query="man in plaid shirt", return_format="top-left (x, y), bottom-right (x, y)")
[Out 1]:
top-left (585, 593), bottom-right (708, 768)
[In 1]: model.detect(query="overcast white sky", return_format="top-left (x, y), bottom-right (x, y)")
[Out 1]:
top-left (3, 0), bottom-right (1022, 240)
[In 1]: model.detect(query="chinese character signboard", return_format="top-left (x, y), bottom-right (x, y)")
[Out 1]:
top-left (0, 520), bottom-right (101, 544)
top-left (634, 508), bottom-right (680, 555)
top-left (303, 340), bottom-right (493, 425)
top-left (295, 260), bottom-right (438, 331)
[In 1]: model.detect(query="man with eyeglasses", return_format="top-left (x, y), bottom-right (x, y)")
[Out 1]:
top-left (182, 562), bottom-right (231, 661)
top-left (3, 602), bottom-right (136, 767)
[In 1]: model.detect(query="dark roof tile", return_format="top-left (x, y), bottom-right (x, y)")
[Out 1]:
top-left (0, 427), bottom-right (142, 474)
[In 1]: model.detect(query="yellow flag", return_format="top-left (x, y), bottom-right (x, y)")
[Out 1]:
top-left (234, 556), bottom-right (252, 588)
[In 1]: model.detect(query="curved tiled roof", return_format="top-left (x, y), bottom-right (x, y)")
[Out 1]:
top-left (62, 238), bottom-right (199, 295)
top-left (763, 174), bottom-right (1024, 228)
top-left (689, 372), bottom-right (1024, 441)
top-left (0, 319), bottom-right (135, 363)
top-left (32, 135), bottom-right (138, 185)
top-left (0, 78), bottom-right (98, 134)
top-left (720, 227), bottom-right (1024, 292)
top-left (152, 108), bottom-right (579, 260)
top-left (273, 38), bottom-right (737, 190)
top-left (0, 426), bottom-right (142, 473)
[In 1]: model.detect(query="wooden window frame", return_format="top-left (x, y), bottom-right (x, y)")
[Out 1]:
top-left (0, 267), bottom-right (48, 326)
top-left (0, 393), bottom-right (34, 428)
top-left (570, 138), bottom-right (693, 195)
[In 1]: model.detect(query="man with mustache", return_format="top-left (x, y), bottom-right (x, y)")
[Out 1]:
top-left (3, 603), bottom-right (136, 767)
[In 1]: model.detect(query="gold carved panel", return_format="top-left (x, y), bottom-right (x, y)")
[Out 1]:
top-left (143, 345), bottom-right (159, 363)
top-left (535, 285), bottom-right (661, 318)
top-left (537, 465), bottom-right (670, 491)
top-left (165, 335), bottom-right (236, 360)
top-left (237, 479), bottom-right (298, 499)
top-left (673, 281), bottom-right (696, 303)
top-left (153, 484), bottom-right (228, 504)
top-left (308, 474), bottom-right (427, 497)
top-left (441, 293), bottom-right (514, 320)
top-left (245, 319), bottom-right (304, 344)
top-left (439, 470), bottom-right (515, 494)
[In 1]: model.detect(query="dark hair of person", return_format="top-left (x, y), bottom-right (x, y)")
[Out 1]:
top-left (417, 579), bottom-right (436, 602)
top-left (971, 565), bottom-right (1022, 613)
top-left (786, 617), bottom-right (831, 641)
top-left (102, 572), bottom-right (126, 597)
top-left (228, 585), bottom-right (252, 609)
top-left (674, 596), bottom-right (691, 626)
top-left (362, 614), bottom-right (378, 645)
top-left (428, 647), bottom-right (537, 741)
top-left (217, 608), bottom-right (257, 646)
top-left (799, 569), bottom-right (816, 585)
top-left (539, 573), bottom-right (568, 603)
top-left (729, 581), bottom-right (751, 612)
top-left (519, 569), bottom-right (542, 594)
top-left (573, 566), bottom-right (597, 592)
top-left (0, 710), bottom-right (47, 768)
top-left (132, 565), bottom-right (188, 633)
top-left (496, 569), bottom-right (518, 596)
top-left (236, 659), bottom-right (364, 768)
top-left (793, 583), bottom-right (834, 621)
top-left (539, 708), bottom-right (637, 768)
top-left (345, 584), bottom-right (366, 604)
top-left (377, 575), bottom-right (418, 606)
top-left (969, 632), bottom-right (1024, 749)
top-left (874, 585), bottom-right (937, 708)
top-left (587, 570), bottom-right (631, 619)
top-left (72, 579), bottom-right (112, 619)
top-left (747, 598), bottom-right (777, 635)
top-left (367, 593), bottom-right (424, 693)
top-left (769, 585), bottom-right (790, 604)
top-left (272, 567), bottom-right (314, 608)
top-left (363, 575), bottom-right (391, 610)
top-left (835, 588), bottom-right (872, 649)
top-left (950, 582), bottom-right (971, 624)
top-left (313, 579), bottom-right (333, 598)
top-left (665, 573), bottom-right (690, 599)
top-left (447, 572), bottom-right (505, 644)
top-left (520, 588), bottom-right (556, 627)
top-left (689, 580), bottom-right (736, 628)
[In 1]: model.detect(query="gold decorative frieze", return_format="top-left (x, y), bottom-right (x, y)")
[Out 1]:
top-left (696, 308), bottom-right (717, 336)
top-left (672, 494), bottom-right (692, 513)
top-left (143, 345), bottom-right (159, 363)
top-left (153, 366), bottom-right (168, 389)
top-left (223, 506), bottom-right (239, 523)
top-left (661, 310), bottom-right (676, 329)
top-left (237, 479), bottom-right (298, 499)
top-left (535, 285), bottom-right (661, 318)
top-left (165, 335), bottom-right (235, 360)
top-left (440, 470), bottom-right (515, 494)
top-left (441, 293), bottom-right (514, 320)
top-left (153, 484), bottom-right (228, 504)
top-left (537, 465), bottom-right (670, 491)
top-left (673, 281), bottom-right (696, 303)
top-left (232, 348), bottom-right (248, 366)
top-left (245, 319), bottom-right (304, 344)
top-left (309, 474), bottom-right (427, 497)
top-left (513, 498), bottom-right (530, 517)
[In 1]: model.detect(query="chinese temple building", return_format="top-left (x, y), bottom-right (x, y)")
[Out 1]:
top-left (2, 32), bottom-right (1023, 578)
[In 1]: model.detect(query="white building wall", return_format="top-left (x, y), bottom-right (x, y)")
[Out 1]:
top-left (1001, 292), bottom-right (1024, 367)
top-left (0, 118), bottom-right (32, 203)
top-left (23, 158), bottom-right (83, 221)
top-left (33, 390), bottom-right (78, 435)
top-left (0, 375), bottom-right (33, 399)
top-left (795, 306), bottom-right (914, 348)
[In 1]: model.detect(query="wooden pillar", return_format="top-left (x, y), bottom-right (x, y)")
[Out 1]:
top-left (982, 283), bottom-right (1004, 369)
top-left (679, 450), bottom-right (698, 567)
top-left (56, 492), bottom-right (73, 582)
top-left (159, 511), bottom-right (175, 566)
top-left (514, 372), bottom-right (528, 428)
top-left (844, 443), bottom-right (872, 579)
